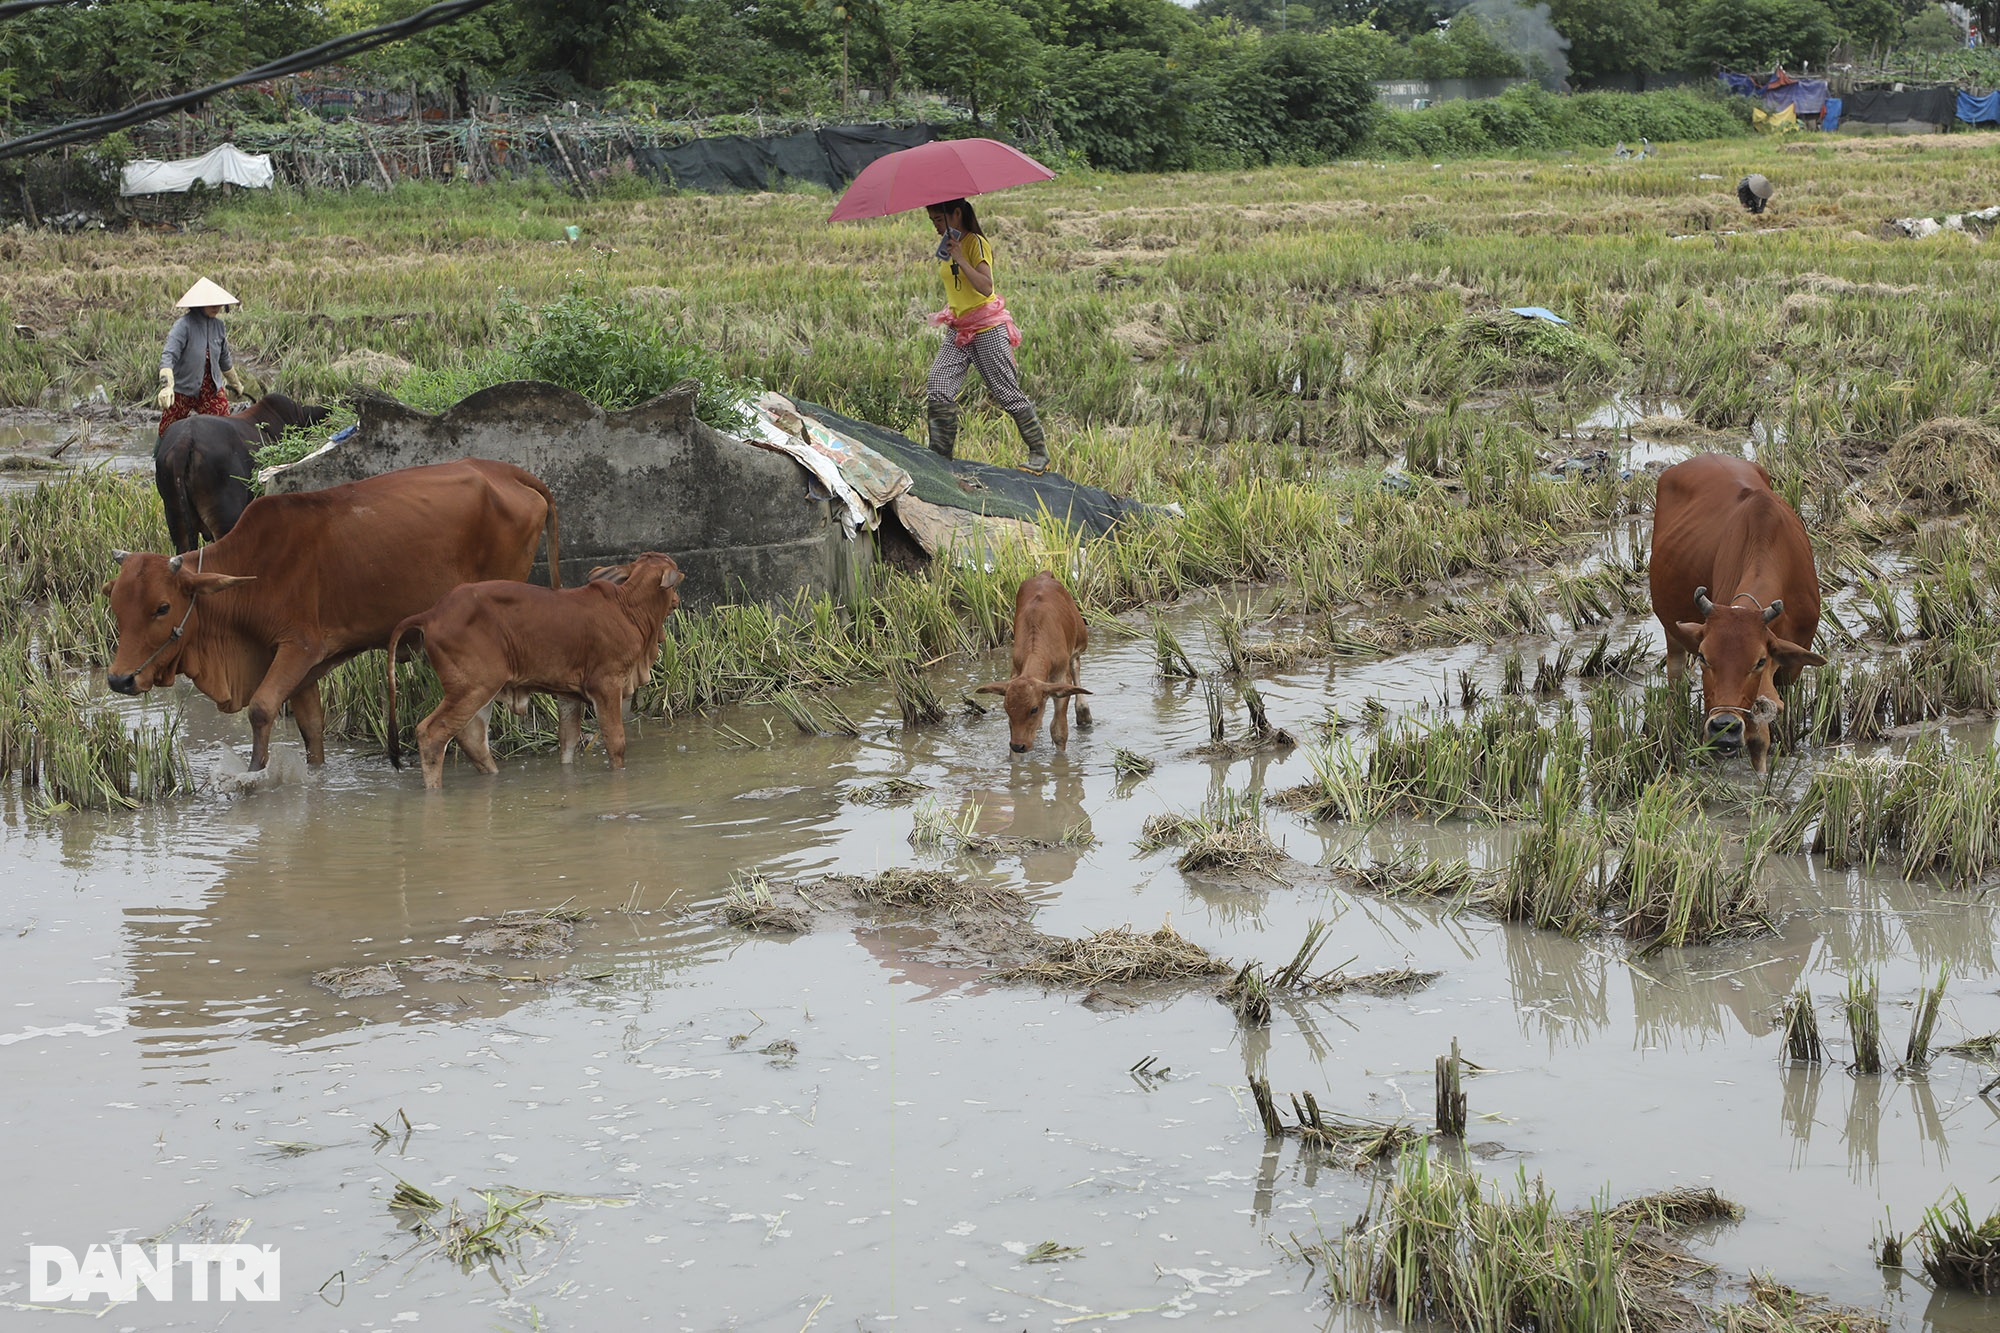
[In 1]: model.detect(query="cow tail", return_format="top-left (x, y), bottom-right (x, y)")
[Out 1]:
top-left (173, 435), bottom-right (204, 548)
top-left (518, 468), bottom-right (561, 589)
top-left (386, 617), bottom-right (420, 770)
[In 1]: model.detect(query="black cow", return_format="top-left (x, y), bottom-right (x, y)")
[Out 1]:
top-left (153, 393), bottom-right (331, 553)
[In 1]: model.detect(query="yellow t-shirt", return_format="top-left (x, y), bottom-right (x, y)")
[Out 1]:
top-left (939, 232), bottom-right (998, 317)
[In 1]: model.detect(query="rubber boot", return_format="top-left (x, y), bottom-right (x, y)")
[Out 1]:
top-left (1011, 405), bottom-right (1049, 474)
top-left (926, 406), bottom-right (959, 459)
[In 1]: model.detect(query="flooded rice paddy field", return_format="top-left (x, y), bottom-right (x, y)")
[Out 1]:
top-left (5, 510), bottom-right (2000, 1333)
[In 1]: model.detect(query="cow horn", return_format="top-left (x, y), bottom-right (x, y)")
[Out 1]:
top-left (1694, 586), bottom-right (1714, 617)
top-left (168, 555), bottom-right (182, 573)
top-left (111, 549), bottom-right (130, 564)
top-left (1763, 599), bottom-right (1783, 624)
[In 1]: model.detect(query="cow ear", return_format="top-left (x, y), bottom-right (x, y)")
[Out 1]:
top-left (100, 579), bottom-right (116, 597)
top-left (660, 567), bottom-right (684, 590)
top-left (184, 572), bottom-right (256, 597)
top-left (1049, 685), bottom-right (1092, 698)
top-left (1770, 638), bottom-right (1827, 670)
top-left (1675, 622), bottom-right (1707, 648)
top-left (974, 682), bottom-right (1008, 695)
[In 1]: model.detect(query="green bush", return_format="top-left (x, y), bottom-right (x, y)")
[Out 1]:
top-left (1359, 86), bottom-right (1750, 160)
top-left (367, 282), bottom-right (757, 430)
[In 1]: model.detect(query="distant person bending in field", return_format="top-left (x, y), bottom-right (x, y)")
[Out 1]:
top-left (1737, 174), bottom-right (1772, 215)
top-left (923, 197), bottom-right (1049, 474)
top-left (157, 277), bottom-right (246, 436)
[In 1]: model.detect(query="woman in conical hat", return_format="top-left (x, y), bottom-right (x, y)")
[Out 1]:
top-left (157, 277), bottom-right (246, 435)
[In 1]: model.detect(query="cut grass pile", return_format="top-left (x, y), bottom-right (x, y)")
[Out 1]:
top-left (722, 873), bottom-right (813, 933)
top-left (847, 776), bottom-right (930, 805)
top-left (1250, 1076), bottom-right (1425, 1167)
top-left (1915, 1192), bottom-right (2000, 1294)
top-left (1315, 1152), bottom-right (1714, 1333)
top-left (1308, 1154), bottom-right (1878, 1333)
top-left (388, 1181), bottom-right (630, 1282)
top-left (996, 920), bottom-right (1230, 988)
top-left (1139, 788), bottom-right (1289, 879)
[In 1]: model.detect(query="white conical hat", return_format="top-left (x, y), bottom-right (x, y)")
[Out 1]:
top-left (176, 277), bottom-right (238, 308)
top-left (1741, 174), bottom-right (1772, 200)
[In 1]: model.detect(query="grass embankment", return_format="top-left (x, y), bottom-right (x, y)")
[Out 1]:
top-left (4, 137), bottom-right (2000, 804)
top-left (0, 472), bottom-right (187, 810)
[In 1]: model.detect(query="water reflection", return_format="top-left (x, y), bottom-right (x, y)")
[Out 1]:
top-left (1845, 1073), bottom-right (1886, 1185)
top-left (1508, 930), bottom-right (1611, 1049)
top-left (1780, 1064), bottom-right (1827, 1164)
top-left (116, 743), bottom-right (855, 1050)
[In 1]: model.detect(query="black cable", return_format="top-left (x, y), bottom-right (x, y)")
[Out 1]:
top-left (0, 0), bottom-right (502, 161)
top-left (0, 0), bottom-right (89, 18)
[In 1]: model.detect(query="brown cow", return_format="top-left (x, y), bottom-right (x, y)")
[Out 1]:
top-left (976, 571), bottom-right (1091, 753)
top-left (105, 459), bottom-right (560, 772)
top-left (384, 552), bottom-right (685, 789)
top-left (1649, 453), bottom-right (1826, 772)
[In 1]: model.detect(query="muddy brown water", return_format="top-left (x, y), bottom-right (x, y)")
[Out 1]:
top-left (5, 527), bottom-right (2000, 1328)
top-left (0, 414), bottom-right (154, 494)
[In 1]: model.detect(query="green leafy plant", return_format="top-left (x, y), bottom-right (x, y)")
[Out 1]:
top-left (494, 282), bottom-right (756, 429)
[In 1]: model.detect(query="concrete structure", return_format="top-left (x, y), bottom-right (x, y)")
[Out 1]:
top-left (1371, 77), bottom-right (1532, 111)
top-left (265, 380), bottom-right (867, 610)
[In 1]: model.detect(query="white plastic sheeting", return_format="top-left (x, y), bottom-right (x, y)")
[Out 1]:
top-left (120, 143), bottom-right (275, 197)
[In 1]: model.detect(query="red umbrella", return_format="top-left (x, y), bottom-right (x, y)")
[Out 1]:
top-left (829, 138), bottom-right (1054, 222)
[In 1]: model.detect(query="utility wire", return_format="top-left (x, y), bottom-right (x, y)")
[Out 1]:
top-left (0, 0), bottom-right (90, 19)
top-left (0, 0), bottom-right (502, 161)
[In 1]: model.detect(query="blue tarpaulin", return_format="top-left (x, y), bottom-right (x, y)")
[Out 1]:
top-left (1720, 72), bottom-right (1761, 96)
top-left (1959, 90), bottom-right (2000, 123)
top-left (1765, 79), bottom-right (1828, 115)
top-left (1823, 98), bottom-right (1842, 131)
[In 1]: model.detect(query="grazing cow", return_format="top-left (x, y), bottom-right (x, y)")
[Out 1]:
top-left (105, 459), bottom-right (560, 772)
top-left (976, 571), bottom-right (1092, 753)
top-left (1649, 453), bottom-right (1826, 771)
top-left (154, 392), bottom-right (332, 553)
top-left (384, 552), bottom-right (686, 789)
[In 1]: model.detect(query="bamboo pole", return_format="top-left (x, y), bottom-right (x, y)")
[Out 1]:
top-left (544, 116), bottom-right (590, 198)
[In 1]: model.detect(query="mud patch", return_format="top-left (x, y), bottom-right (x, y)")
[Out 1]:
top-left (311, 963), bottom-right (403, 998)
top-left (462, 906), bottom-right (585, 958)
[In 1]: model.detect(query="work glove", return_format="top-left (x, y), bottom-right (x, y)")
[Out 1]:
top-left (156, 367), bottom-right (174, 409)
top-left (223, 366), bottom-right (246, 395)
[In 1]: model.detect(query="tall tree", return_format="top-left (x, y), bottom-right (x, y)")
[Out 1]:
top-left (513, 0), bottom-right (657, 87)
top-left (1547, 0), bottom-right (1675, 82)
top-left (906, 0), bottom-right (1042, 125)
top-left (1681, 0), bottom-right (1838, 66)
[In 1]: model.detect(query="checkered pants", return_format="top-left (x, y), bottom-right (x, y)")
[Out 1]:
top-left (926, 327), bottom-right (1033, 416)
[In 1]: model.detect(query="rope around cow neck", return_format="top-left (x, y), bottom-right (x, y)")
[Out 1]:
top-left (124, 546), bottom-right (203, 680)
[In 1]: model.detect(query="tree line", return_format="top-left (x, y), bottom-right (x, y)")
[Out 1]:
top-left (0, 0), bottom-right (1989, 174)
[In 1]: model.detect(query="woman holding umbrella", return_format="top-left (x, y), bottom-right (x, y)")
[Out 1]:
top-left (830, 139), bottom-right (1056, 473)
top-left (924, 197), bottom-right (1047, 472)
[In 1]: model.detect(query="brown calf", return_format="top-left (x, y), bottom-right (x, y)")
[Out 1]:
top-left (386, 552), bottom-right (684, 788)
top-left (976, 571), bottom-right (1092, 753)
